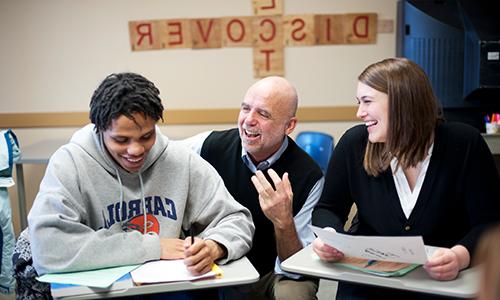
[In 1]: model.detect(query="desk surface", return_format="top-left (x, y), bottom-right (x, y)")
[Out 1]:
top-left (17, 139), bottom-right (67, 164)
top-left (281, 245), bottom-right (478, 299)
top-left (483, 133), bottom-right (500, 155)
top-left (52, 256), bottom-right (259, 300)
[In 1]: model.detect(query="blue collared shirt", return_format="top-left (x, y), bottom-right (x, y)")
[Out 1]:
top-left (176, 130), bottom-right (324, 278)
top-left (241, 137), bottom-right (289, 172)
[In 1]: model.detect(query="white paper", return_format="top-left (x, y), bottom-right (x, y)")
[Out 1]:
top-left (425, 245), bottom-right (445, 258)
top-left (310, 225), bottom-right (428, 264)
top-left (130, 259), bottom-right (218, 284)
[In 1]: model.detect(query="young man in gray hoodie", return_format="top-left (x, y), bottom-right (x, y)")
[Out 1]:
top-left (14, 72), bottom-right (254, 299)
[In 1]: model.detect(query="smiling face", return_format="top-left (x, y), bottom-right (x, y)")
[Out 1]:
top-left (102, 112), bottom-right (156, 173)
top-left (356, 81), bottom-right (389, 143)
top-left (237, 77), bottom-right (297, 163)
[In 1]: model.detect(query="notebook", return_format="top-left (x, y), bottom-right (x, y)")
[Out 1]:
top-left (334, 256), bottom-right (419, 277)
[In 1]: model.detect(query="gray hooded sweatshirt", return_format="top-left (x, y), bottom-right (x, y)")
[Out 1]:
top-left (28, 124), bottom-right (254, 275)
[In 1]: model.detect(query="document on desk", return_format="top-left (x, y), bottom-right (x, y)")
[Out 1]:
top-left (130, 259), bottom-right (223, 285)
top-left (310, 225), bottom-right (428, 264)
top-left (36, 264), bottom-right (139, 288)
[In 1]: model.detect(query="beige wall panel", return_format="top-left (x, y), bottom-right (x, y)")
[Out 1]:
top-left (0, 106), bottom-right (359, 128)
top-left (377, 19), bottom-right (394, 33)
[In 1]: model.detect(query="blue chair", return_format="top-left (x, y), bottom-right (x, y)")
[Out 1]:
top-left (295, 131), bottom-right (334, 174)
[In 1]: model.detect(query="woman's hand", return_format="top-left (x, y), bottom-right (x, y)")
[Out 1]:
top-left (423, 245), bottom-right (470, 281)
top-left (312, 237), bottom-right (344, 262)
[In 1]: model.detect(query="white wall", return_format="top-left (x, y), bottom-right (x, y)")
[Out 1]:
top-left (0, 0), bottom-right (397, 234)
top-left (0, 0), bottom-right (397, 113)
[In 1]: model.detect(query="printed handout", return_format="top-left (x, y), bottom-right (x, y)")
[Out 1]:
top-left (310, 225), bottom-right (428, 264)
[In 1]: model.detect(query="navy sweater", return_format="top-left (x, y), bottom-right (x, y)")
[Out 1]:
top-left (201, 129), bottom-right (322, 275)
top-left (313, 122), bottom-right (500, 257)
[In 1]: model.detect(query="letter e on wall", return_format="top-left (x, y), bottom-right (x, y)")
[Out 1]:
top-left (159, 19), bottom-right (193, 49)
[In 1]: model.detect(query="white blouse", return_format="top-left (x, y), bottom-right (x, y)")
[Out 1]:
top-left (390, 144), bottom-right (434, 219)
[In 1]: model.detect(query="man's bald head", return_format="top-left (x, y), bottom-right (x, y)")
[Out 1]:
top-left (244, 76), bottom-right (298, 119)
top-left (238, 76), bottom-right (299, 163)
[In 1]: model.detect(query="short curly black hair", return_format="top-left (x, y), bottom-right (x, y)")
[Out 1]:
top-left (89, 72), bottom-right (164, 133)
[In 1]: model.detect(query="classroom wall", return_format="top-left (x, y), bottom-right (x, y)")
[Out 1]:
top-left (0, 0), bottom-right (398, 235)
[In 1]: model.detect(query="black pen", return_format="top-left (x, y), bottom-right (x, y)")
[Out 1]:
top-left (190, 227), bottom-right (195, 245)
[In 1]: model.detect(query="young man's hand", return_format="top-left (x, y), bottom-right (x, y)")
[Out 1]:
top-left (183, 238), bottom-right (226, 275)
top-left (159, 238), bottom-right (186, 259)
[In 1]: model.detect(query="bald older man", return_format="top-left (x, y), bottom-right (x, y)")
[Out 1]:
top-left (179, 76), bottom-right (324, 300)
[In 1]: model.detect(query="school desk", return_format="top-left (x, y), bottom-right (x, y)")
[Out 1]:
top-left (51, 256), bottom-right (259, 299)
top-left (15, 139), bottom-right (66, 230)
top-left (281, 245), bottom-right (479, 299)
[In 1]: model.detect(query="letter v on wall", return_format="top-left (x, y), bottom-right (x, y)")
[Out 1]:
top-left (191, 18), bottom-right (222, 49)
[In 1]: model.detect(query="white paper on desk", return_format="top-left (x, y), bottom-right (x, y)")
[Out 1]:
top-left (130, 259), bottom-right (219, 284)
top-left (310, 225), bottom-right (428, 264)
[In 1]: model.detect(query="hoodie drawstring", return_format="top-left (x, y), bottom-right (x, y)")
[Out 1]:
top-left (115, 167), bottom-right (125, 230)
top-left (115, 169), bottom-right (148, 235)
top-left (138, 173), bottom-right (147, 235)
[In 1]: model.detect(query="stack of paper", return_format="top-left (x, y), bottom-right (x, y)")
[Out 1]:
top-left (130, 260), bottom-right (223, 285)
top-left (310, 225), bottom-right (428, 264)
top-left (309, 225), bottom-right (431, 277)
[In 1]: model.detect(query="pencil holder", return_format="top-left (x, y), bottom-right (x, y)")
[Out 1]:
top-left (486, 122), bottom-right (499, 134)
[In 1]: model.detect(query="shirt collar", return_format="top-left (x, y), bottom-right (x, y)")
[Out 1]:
top-left (390, 143), bottom-right (434, 173)
top-left (241, 137), bottom-right (289, 173)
